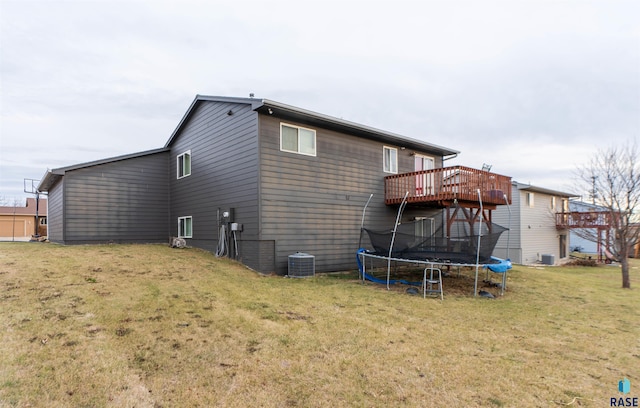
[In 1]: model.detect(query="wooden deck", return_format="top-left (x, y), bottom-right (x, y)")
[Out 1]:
top-left (385, 165), bottom-right (512, 208)
top-left (555, 211), bottom-right (612, 229)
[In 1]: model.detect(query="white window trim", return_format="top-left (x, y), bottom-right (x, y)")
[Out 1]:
top-left (383, 146), bottom-right (398, 174)
top-left (178, 216), bottom-right (193, 238)
top-left (414, 154), bottom-right (435, 170)
top-left (177, 150), bottom-right (192, 179)
top-left (526, 192), bottom-right (535, 208)
top-left (280, 123), bottom-right (317, 157)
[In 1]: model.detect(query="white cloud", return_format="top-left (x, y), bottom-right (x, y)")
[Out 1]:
top-left (0, 0), bottom-right (638, 199)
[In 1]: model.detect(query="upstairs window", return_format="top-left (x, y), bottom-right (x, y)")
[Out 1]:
top-left (383, 146), bottom-right (398, 174)
top-left (280, 123), bottom-right (316, 156)
top-left (526, 192), bottom-right (535, 208)
top-left (177, 151), bottom-right (191, 179)
top-left (178, 216), bottom-right (192, 238)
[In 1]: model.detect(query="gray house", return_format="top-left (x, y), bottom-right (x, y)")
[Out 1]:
top-left (39, 95), bottom-right (511, 274)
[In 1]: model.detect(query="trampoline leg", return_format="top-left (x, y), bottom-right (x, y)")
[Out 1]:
top-left (500, 270), bottom-right (507, 296)
top-left (474, 265), bottom-right (479, 297)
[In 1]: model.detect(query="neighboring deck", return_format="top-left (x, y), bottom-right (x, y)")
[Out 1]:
top-left (385, 166), bottom-right (512, 208)
top-left (555, 211), bottom-right (612, 229)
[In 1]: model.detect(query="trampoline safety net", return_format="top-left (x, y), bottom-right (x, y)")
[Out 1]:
top-left (363, 211), bottom-right (508, 264)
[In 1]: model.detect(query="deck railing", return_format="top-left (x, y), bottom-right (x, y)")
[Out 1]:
top-left (555, 211), bottom-right (612, 229)
top-left (385, 165), bottom-right (512, 206)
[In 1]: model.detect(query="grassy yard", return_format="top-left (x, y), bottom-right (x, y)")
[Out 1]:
top-left (0, 243), bottom-right (638, 407)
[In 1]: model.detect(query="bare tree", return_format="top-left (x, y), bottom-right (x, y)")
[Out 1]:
top-left (575, 141), bottom-right (640, 288)
top-left (0, 196), bottom-right (22, 207)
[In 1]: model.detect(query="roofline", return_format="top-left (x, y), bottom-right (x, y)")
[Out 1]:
top-left (38, 147), bottom-right (169, 192)
top-left (164, 95), bottom-right (264, 148)
top-left (259, 99), bottom-right (460, 156)
top-left (164, 95), bottom-right (460, 157)
top-left (0, 197), bottom-right (48, 216)
top-left (513, 181), bottom-right (580, 198)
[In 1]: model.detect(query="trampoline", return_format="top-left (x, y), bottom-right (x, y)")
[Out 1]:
top-left (358, 191), bottom-right (512, 298)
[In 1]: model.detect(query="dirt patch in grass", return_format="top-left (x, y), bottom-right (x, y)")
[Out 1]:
top-left (0, 243), bottom-right (638, 407)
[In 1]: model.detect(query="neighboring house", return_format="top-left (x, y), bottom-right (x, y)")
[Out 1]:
top-left (562, 201), bottom-right (640, 260)
top-left (566, 201), bottom-right (608, 254)
top-left (492, 182), bottom-right (578, 265)
top-left (0, 198), bottom-right (47, 241)
top-left (38, 95), bottom-right (511, 274)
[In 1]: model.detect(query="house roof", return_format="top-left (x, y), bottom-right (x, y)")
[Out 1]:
top-left (569, 200), bottom-right (609, 211)
top-left (37, 148), bottom-right (169, 192)
top-left (39, 96), bottom-right (460, 193)
top-left (164, 95), bottom-right (460, 157)
top-left (0, 198), bottom-right (47, 216)
top-left (513, 181), bottom-right (579, 198)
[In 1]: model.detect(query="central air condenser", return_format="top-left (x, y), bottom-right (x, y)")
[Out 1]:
top-left (541, 254), bottom-right (555, 265)
top-left (288, 252), bottom-right (315, 277)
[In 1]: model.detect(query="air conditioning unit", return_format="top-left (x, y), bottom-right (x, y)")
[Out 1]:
top-left (288, 252), bottom-right (315, 277)
top-left (541, 254), bottom-right (555, 265)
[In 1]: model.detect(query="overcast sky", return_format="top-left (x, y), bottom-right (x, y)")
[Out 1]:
top-left (1, 0), bottom-right (638, 202)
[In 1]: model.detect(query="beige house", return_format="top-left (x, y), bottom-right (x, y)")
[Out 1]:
top-left (0, 198), bottom-right (47, 241)
top-left (492, 182), bottom-right (578, 265)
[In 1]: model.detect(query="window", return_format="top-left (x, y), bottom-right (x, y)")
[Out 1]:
top-left (178, 216), bottom-right (192, 238)
top-left (280, 123), bottom-right (316, 156)
top-left (413, 217), bottom-right (434, 251)
top-left (177, 151), bottom-right (191, 179)
top-left (550, 196), bottom-right (556, 210)
top-left (414, 217), bottom-right (434, 237)
top-left (526, 192), bottom-right (535, 208)
top-left (383, 146), bottom-right (398, 174)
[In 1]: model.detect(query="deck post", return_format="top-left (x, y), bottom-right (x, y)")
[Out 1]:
top-left (474, 189), bottom-right (483, 297)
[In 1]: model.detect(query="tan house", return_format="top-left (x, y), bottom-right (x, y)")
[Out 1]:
top-left (0, 198), bottom-right (47, 241)
top-left (492, 182), bottom-right (578, 265)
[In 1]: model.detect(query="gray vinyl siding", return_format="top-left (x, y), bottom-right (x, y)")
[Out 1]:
top-left (168, 101), bottom-right (261, 267)
top-left (47, 179), bottom-right (64, 243)
top-left (492, 185), bottom-right (522, 262)
top-left (39, 96), bottom-right (461, 275)
top-left (61, 152), bottom-right (169, 243)
top-left (258, 114), bottom-right (446, 274)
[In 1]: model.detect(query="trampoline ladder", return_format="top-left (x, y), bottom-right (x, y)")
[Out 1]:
top-left (423, 266), bottom-right (443, 301)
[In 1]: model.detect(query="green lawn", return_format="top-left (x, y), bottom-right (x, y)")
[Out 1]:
top-left (0, 243), bottom-right (638, 407)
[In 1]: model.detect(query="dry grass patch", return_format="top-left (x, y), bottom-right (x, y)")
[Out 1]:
top-left (0, 243), bottom-right (638, 407)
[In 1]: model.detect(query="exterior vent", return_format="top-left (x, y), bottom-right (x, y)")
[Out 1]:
top-left (541, 254), bottom-right (555, 265)
top-left (288, 252), bottom-right (315, 277)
